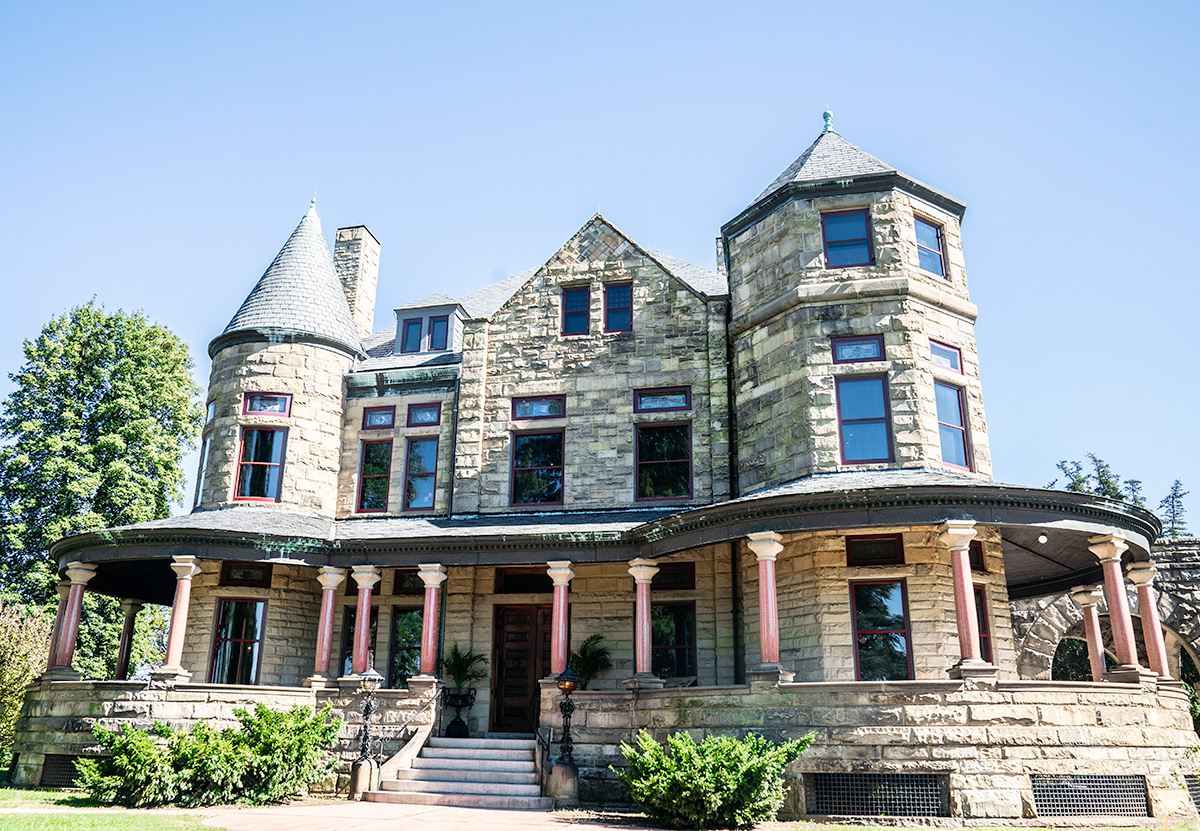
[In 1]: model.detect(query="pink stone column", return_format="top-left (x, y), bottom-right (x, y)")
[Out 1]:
top-left (114, 599), bottom-right (143, 680)
top-left (746, 532), bottom-right (784, 666)
top-left (310, 567), bottom-right (346, 682)
top-left (159, 556), bottom-right (202, 676)
top-left (939, 520), bottom-right (982, 665)
top-left (547, 561), bottom-right (575, 675)
top-left (45, 581), bottom-right (70, 671)
top-left (1127, 562), bottom-right (1171, 677)
top-left (53, 564), bottom-right (98, 670)
top-left (628, 559), bottom-right (660, 679)
top-left (1071, 585), bottom-right (1108, 681)
top-left (350, 566), bottom-right (382, 674)
top-left (417, 564), bottom-right (447, 676)
top-left (1090, 534), bottom-right (1140, 669)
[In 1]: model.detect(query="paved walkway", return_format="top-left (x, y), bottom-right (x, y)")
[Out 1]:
top-left (200, 802), bottom-right (650, 831)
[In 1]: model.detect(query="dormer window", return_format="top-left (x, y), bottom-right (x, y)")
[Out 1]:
top-left (429, 316), bottom-right (449, 351)
top-left (392, 305), bottom-right (463, 356)
top-left (401, 319), bottom-right (423, 353)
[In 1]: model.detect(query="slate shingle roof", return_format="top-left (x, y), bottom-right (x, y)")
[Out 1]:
top-left (754, 130), bottom-right (896, 205)
top-left (222, 203), bottom-right (363, 355)
top-left (647, 251), bottom-right (727, 297)
top-left (396, 292), bottom-right (459, 311)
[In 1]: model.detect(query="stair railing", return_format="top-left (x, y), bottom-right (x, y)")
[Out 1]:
top-left (534, 726), bottom-right (554, 795)
top-left (365, 691), bottom-right (440, 765)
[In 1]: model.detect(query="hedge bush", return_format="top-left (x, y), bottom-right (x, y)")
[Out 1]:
top-left (76, 703), bottom-right (341, 807)
top-left (614, 729), bottom-right (814, 829)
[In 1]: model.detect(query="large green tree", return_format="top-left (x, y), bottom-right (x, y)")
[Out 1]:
top-left (0, 301), bottom-right (202, 677)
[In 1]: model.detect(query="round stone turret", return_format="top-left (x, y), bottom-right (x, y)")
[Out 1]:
top-left (721, 123), bottom-right (991, 494)
top-left (194, 202), bottom-right (364, 516)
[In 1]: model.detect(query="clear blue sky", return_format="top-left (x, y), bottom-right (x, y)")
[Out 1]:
top-left (1, 2), bottom-right (1197, 521)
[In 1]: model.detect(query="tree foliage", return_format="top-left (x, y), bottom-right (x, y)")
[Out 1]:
top-left (1048, 453), bottom-right (1144, 506)
top-left (1159, 480), bottom-right (1190, 540)
top-left (0, 600), bottom-right (52, 764)
top-left (0, 301), bottom-right (202, 673)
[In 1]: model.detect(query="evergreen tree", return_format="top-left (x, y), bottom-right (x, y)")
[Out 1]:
top-left (0, 301), bottom-right (202, 676)
top-left (1159, 480), bottom-right (1190, 540)
top-left (1049, 453), bottom-right (1145, 506)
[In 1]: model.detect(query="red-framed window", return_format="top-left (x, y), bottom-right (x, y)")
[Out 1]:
top-left (235, 427), bottom-right (286, 501)
top-left (388, 605), bottom-right (424, 688)
top-left (635, 422), bottom-right (692, 501)
top-left (243, 392), bottom-right (291, 417)
top-left (930, 340), bottom-right (962, 372)
top-left (604, 282), bottom-right (632, 332)
top-left (974, 585), bottom-right (992, 662)
top-left (340, 606), bottom-right (379, 677)
top-left (846, 534), bottom-right (904, 566)
top-left (835, 375), bottom-right (893, 464)
top-left (511, 430), bottom-right (564, 505)
top-left (362, 406), bottom-right (395, 430)
top-left (403, 437), bottom-right (438, 510)
top-left (968, 540), bottom-right (985, 572)
top-left (822, 209), bottom-right (874, 268)
top-left (219, 562), bottom-right (273, 588)
top-left (562, 286), bottom-right (589, 335)
top-left (428, 315), bottom-right (449, 351)
top-left (356, 440), bottom-right (392, 513)
top-left (205, 400), bottom-right (216, 423)
top-left (648, 601), bottom-right (696, 678)
top-left (400, 319), bottom-right (423, 353)
top-left (850, 580), bottom-right (913, 681)
top-left (915, 216), bottom-right (947, 277)
top-left (634, 387), bottom-right (691, 413)
top-left (209, 598), bottom-right (266, 685)
top-left (934, 381), bottom-right (970, 470)
top-left (831, 335), bottom-right (885, 364)
top-left (512, 395), bottom-right (566, 420)
top-left (407, 402), bottom-right (442, 426)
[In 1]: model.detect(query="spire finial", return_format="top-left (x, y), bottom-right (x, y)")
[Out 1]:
top-left (304, 193), bottom-right (318, 220)
top-left (822, 109), bottom-right (833, 133)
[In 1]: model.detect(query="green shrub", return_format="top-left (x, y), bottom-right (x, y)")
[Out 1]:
top-left (76, 703), bottom-right (340, 807)
top-left (613, 729), bottom-right (814, 829)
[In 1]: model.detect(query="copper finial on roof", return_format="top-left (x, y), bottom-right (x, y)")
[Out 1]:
top-left (822, 109), bottom-right (833, 133)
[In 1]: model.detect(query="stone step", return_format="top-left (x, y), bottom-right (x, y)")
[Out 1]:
top-left (412, 756), bottom-right (535, 773)
top-left (427, 736), bottom-right (536, 751)
top-left (421, 746), bottom-right (533, 761)
top-left (392, 767), bottom-right (537, 785)
top-left (380, 778), bottom-right (542, 797)
top-left (364, 790), bottom-right (553, 811)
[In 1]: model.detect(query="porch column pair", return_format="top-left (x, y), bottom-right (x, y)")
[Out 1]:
top-left (44, 563), bottom-right (97, 678)
top-left (1083, 534), bottom-right (1171, 681)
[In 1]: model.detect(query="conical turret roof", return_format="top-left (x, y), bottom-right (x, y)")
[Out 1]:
top-left (753, 128), bottom-right (895, 204)
top-left (217, 202), bottom-right (363, 356)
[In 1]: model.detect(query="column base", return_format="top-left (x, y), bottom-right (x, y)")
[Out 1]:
top-left (624, 673), bottom-right (665, 690)
top-left (40, 666), bottom-right (82, 682)
top-left (149, 666), bottom-right (192, 684)
top-left (405, 675), bottom-right (440, 698)
top-left (948, 659), bottom-right (998, 684)
top-left (303, 674), bottom-right (331, 689)
top-left (746, 663), bottom-right (795, 689)
top-left (1104, 664), bottom-right (1159, 689)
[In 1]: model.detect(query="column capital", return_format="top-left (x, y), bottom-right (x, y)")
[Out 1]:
top-left (169, 555), bottom-right (202, 580)
top-left (317, 566), bottom-right (347, 592)
top-left (938, 519), bottom-right (977, 551)
top-left (746, 531), bottom-right (783, 561)
top-left (351, 564), bottom-right (382, 591)
top-left (56, 579), bottom-right (72, 599)
top-left (546, 560), bottom-right (575, 587)
top-left (1089, 533), bottom-right (1129, 563)
top-left (1126, 561), bottom-right (1158, 586)
top-left (64, 562), bottom-right (98, 585)
top-left (119, 598), bottom-right (144, 615)
top-left (1070, 584), bottom-right (1104, 608)
top-left (628, 558), bottom-right (659, 584)
top-left (416, 563), bottom-right (447, 590)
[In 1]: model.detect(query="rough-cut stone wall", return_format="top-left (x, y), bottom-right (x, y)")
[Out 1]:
top-left (538, 677), bottom-right (1197, 819)
top-left (9, 678), bottom-right (438, 793)
top-left (448, 320), bottom-right (489, 514)
top-left (726, 189), bottom-right (991, 494)
top-left (200, 341), bottom-right (353, 515)
top-left (179, 561), bottom-right (321, 687)
top-left (333, 226), bottom-right (381, 342)
top-left (336, 391), bottom-right (456, 517)
top-left (474, 217), bottom-right (727, 511)
top-left (739, 525), bottom-right (1015, 681)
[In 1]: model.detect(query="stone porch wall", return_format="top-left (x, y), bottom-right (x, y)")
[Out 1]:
top-left (538, 677), bottom-right (1197, 819)
top-left (9, 678), bottom-right (439, 793)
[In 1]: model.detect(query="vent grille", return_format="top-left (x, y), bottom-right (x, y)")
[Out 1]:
top-left (39, 754), bottom-right (83, 788)
top-left (1186, 774), bottom-right (1200, 807)
top-left (807, 772), bottom-right (948, 817)
top-left (1030, 774), bottom-right (1148, 816)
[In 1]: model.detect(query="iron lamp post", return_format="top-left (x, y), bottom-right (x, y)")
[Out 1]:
top-left (555, 663), bottom-right (580, 764)
top-left (356, 662), bottom-right (384, 764)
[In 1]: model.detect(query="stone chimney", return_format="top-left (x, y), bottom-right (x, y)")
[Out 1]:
top-left (333, 226), bottom-right (381, 340)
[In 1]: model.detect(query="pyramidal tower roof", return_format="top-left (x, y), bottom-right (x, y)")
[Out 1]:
top-left (216, 201), bottom-right (363, 356)
top-left (753, 125), bottom-right (895, 204)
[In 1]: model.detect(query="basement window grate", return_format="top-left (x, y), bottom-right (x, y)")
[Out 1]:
top-left (807, 772), bottom-right (948, 817)
top-left (39, 754), bottom-right (83, 788)
top-left (1186, 775), bottom-right (1200, 808)
top-left (1030, 774), bottom-right (1148, 816)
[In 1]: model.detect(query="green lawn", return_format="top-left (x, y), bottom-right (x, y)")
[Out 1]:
top-left (0, 815), bottom-right (207, 831)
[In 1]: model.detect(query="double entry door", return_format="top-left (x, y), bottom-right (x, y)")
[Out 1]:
top-left (490, 604), bottom-right (552, 734)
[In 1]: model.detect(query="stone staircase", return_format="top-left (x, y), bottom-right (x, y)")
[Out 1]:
top-left (365, 735), bottom-right (552, 810)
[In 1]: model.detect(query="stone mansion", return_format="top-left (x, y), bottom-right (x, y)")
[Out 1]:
top-left (12, 117), bottom-right (1197, 821)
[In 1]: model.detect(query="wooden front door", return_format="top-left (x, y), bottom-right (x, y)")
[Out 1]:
top-left (491, 604), bottom-right (552, 734)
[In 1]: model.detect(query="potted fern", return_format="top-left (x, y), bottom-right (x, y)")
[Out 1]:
top-left (441, 643), bottom-right (487, 738)
top-left (569, 634), bottom-right (613, 690)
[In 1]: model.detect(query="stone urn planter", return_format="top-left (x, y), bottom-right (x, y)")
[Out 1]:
top-left (441, 644), bottom-right (487, 738)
